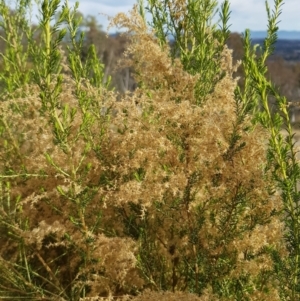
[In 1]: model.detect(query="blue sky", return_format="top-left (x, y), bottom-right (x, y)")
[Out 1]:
top-left (65, 0), bottom-right (299, 34)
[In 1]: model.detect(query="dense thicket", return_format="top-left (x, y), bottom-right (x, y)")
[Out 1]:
top-left (0, 0), bottom-right (300, 300)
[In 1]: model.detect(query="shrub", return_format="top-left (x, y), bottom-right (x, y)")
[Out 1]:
top-left (0, 0), bottom-right (298, 300)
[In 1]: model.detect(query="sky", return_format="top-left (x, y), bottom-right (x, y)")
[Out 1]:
top-left (63, 0), bottom-right (300, 34)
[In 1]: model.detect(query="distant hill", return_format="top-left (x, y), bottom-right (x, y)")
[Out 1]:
top-left (227, 31), bottom-right (300, 61)
top-left (248, 31), bottom-right (300, 40)
top-left (251, 37), bottom-right (300, 62)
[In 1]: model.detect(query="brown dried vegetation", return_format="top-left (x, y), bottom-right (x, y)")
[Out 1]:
top-left (0, 4), bottom-right (290, 301)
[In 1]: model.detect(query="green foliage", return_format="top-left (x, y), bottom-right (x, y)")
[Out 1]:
top-left (141, 0), bottom-right (231, 103)
top-left (0, 0), bottom-right (32, 94)
top-left (240, 1), bottom-right (300, 299)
